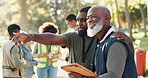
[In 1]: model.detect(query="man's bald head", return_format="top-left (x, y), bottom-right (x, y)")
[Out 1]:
top-left (88, 5), bottom-right (111, 21)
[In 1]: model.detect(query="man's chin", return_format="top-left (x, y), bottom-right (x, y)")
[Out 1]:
top-left (78, 30), bottom-right (87, 37)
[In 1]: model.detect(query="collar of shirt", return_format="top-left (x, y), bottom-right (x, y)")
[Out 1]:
top-left (99, 26), bottom-right (115, 43)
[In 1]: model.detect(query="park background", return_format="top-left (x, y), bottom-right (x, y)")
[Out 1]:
top-left (0, 0), bottom-right (148, 78)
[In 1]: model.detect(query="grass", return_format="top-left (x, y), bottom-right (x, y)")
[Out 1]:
top-left (140, 37), bottom-right (148, 51)
top-left (145, 69), bottom-right (148, 77)
top-left (132, 32), bottom-right (148, 51)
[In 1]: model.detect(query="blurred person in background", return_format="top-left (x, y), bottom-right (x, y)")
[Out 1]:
top-left (19, 31), bottom-right (38, 78)
top-left (32, 22), bottom-right (61, 78)
top-left (2, 24), bottom-right (31, 78)
top-left (66, 14), bottom-right (77, 32)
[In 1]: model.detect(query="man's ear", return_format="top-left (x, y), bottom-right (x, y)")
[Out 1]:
top-left (106, 15), bottom-right (111, 20)
top-left (103, 17), bottom-right (108, 23)
top-left (104, 15), bottom-right (110, 23)
top-left (105, 16), bottom-right (109, 21)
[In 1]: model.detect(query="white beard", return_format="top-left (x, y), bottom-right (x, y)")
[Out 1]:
top-left (87, 19), bottom-right (103, 37)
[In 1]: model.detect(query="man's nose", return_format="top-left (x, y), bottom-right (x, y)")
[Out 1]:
top-left (87, 17), bottom-right (93, 23)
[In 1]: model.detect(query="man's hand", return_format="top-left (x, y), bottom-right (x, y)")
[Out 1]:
top-left (25, 60), bottom-right (31, 67)
top-left (38, 53), bottom-right (49, 58)
top-left (111, 31), bottom-right (134, 52)
top-left (68, 72), bottom-right (84, 78)
top-left (50, 54), bottom-right (59, 59)
top-left (111, 31), bottom-right (131, 44)
top-left (12, 33), bottom-right (33, 46)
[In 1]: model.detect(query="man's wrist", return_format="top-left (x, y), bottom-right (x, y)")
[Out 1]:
top-left (30, 34), bottom-right (34, 41)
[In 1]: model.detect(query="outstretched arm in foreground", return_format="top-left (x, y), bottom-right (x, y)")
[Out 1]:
top-left (13, 33), bottom-right (68, 46)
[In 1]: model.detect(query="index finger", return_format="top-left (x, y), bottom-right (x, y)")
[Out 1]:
top-left (11, 36), bottom-right (19, 46)
top-left (12, 33), bottom-right (22, 42)
top-left (13, 33), bottom-right (20, 36)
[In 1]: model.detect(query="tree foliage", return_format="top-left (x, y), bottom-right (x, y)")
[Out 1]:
top-left (0, 0), bottom-right (147, 35)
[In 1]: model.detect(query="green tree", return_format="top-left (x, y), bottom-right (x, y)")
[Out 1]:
top-left (139, 4), bottom-right (147, 37)
top-left (0, 0), bottom-right (20, 34)
top-left (124, 0), bottom-right (133, 39)
top-left (18, 0), bottom-right (29, 31)
top-left (27, 0), bottom-right (53, 32)
top-left (46, 0), bottom-right (84, 33)
top-left (115, 0), bottom-right (122, 30)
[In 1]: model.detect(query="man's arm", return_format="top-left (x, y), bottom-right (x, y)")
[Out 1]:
top-left (111, 31), bottom-right (134, 52)
top-left (13, 33), bottom-right (68, 46)
top-left (97, 42), bottom-right (127, 78)
top-left (11, 46), bottom-right (30, 68)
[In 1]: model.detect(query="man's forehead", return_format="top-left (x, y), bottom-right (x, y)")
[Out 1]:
top-left (76, 12), bottom-right (87, 19)
top-left (87, 8), bottom-right (98, 15)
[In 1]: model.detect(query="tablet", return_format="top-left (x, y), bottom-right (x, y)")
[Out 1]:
top-left (61, 63), bottom-right (99, 77)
